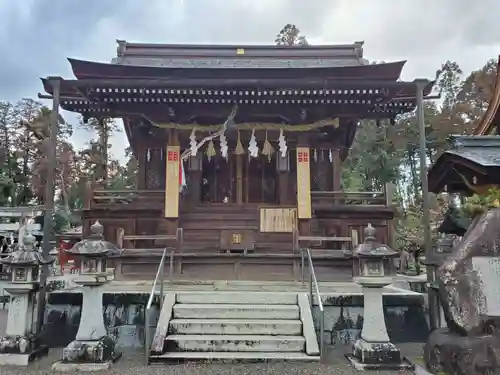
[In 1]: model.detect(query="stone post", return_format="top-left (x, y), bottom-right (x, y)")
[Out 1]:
top-left (52, 221), bottom-right (122, 372)
top-left (0, 233), bottom-right (54, 366)
top-left (346, 224), bottom-right (412, 371)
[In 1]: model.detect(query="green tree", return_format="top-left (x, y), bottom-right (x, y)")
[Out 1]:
top-left (275, 24), bottom-right (308, 46)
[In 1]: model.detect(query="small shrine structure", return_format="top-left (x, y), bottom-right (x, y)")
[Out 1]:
top-left (424, 55), bottom-right (500, 375)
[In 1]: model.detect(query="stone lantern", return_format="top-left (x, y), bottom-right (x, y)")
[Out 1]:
top-left (346, 224), bottom-right (412, 371)
top-left (52, 221), bottom-right (122, 372)
top-left (0, 233), bottom-right (53, 366)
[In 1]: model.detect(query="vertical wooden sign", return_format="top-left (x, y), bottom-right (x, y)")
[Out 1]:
top-left (164, 145), bottom-right (180, 218)
top-left (296, 147), bottom-right (312, 219)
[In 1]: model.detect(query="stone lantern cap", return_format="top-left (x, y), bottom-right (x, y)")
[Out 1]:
top-left (424, 235), bottom-right (455, 266)
top-left (0, 233), bottom-right (54, 266)
top-left (354, 224), bottom-right (398, 258)
top-left (65, 221), bottom-right (122, 258)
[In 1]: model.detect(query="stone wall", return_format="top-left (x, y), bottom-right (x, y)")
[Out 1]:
top-left (311, 294), bottom-right (429, 347)
top-left (40, 292), bottom-right (160, 348)
top-left (40, 291), bottom-right (428, 349)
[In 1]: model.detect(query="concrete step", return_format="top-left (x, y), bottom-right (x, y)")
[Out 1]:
top-left (151, 351), bottom-right (320, 361)
top-left (176, 291), bottom-right (297, 305)
top-left (173, 304), bottom-right (300, 319)
top-left (169, 319), bottom-right (302, 335)
top-left (165, 334), bottom-right (305, 352)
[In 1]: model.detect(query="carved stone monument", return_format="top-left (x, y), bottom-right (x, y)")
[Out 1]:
top-left (424, 208), bottom-right (500, 375)
top-left (0, 233), bottom-right (53, 366)
top-left (52, 221), bottom-right (122, 372)
top-left (346, 224), bottom-right (413, 371)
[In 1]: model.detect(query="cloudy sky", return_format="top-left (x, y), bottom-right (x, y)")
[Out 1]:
top-left (0, 0), bottom-right (499, 161)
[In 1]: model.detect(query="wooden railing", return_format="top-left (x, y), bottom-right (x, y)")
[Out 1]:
top-left (311, 183), bottom-right (393, 207)
top-left (117, 228), bottom-right (184, 254)
top-left (85, 183), bottom-right (394, 209)
top-left (85, 187), bottom-right (164, 209)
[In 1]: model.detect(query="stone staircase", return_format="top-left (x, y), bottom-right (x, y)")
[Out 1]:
top-left (150, 291), bottom-right (320, 362)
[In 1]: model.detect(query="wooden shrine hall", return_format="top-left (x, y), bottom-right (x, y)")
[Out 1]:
top-left (428, 56), bottom-right (500, 196)
top-left (41, 41), bottom-right (434, 281)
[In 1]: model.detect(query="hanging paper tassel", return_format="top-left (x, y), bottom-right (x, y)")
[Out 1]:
top-left (235, 130), bottom-right (245, 155)
top-left (313, 149), bottom-right (318, 162)
top-left (206, 139), bottom-right (216, 161)
top-left (329, 149), bottom-right (333, 162)
top-left (179, 159), bottom-right (187, 192)
top-left (189, 129), bottom-right (198, 156)
top-left (220, 131), bottom-right (228, 159)
top-left (278, 129), bottom-right (287, 158)
top-left (319, 149), bottom-right (325, 162)
top-left (248, 129), bottom-right (259, 158)
top-left (261, 130), bottom-right (275, 162)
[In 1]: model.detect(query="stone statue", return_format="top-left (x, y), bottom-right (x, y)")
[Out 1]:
top-left (424, 208), bottom-right (500, 375)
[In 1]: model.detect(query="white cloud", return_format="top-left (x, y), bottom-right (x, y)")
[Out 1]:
top-left (1, 0), bottom-right (499, 164)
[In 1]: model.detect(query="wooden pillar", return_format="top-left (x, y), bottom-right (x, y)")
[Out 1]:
top-left (163, 130), bottom-right (180, 236)
top-left (385, 182), bottom-right (396, 249)
top-left (236, 154), bottom-right (243, 204)
top-left (188, 153), bottom-right (202, 206)
top-left (332, 148), bottom-right (342, 206)
top-left (137, 147), bottom-right (147, 190)
top-left (296, 136), bottom-right (312, 238)
top-left (277, 155), bottom-right (289, 204)
top-left (332, 148), bottom-right (342, 192)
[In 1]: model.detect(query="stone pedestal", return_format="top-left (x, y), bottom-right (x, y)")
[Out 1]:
top-left (52, 221), bottom-right (122, 372)
top-left (52, 278), bottom-right (121, 372)
top-left (424, 328), bottom-right (500, 375)
top-left (346, 283), bottom-right (413, 371)
top-left (0, 233), bottom-right (54, 367)
top-left (346, 224), bottom-right (413, 371)
top-left (0, 285), bottom-right (49, 366)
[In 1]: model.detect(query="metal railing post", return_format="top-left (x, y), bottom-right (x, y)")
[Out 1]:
top-left (144, 307), bottom-right (150, 365)
top-left (144, 246), bottom-right (169, 365)
top-left (319, 309), bottom-right (325, 359)
top-left (308, 265), bottom-right (313, 308)
top-left (169, 250), bottom-right (174, 283)
top-left (301, 248), bottom-right (304, 284)
top-left (159, 248), bottom-right (165, 303)
top-left (304, 248), bottom-right (324, 361)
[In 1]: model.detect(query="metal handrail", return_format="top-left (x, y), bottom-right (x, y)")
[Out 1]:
top-left (144, 247), bottom-right (169, 365)
top-left (300, 247), bottom-right (325, 360)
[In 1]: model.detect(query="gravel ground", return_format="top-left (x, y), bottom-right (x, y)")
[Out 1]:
top-left (0, 308), bottom-right (429, 375)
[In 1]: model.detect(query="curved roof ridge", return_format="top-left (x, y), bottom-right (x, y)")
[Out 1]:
top-left (115, 39), bottom-right (366, 59)
top-left (66, 57), bottom-right (406, 80)
top-left (474, 55), bottom-right (500, 135)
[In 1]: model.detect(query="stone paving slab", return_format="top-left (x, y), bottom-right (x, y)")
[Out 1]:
top-left (0, 347), bottom-right (422, 375)
top-left (0, 308), bottom-right (427, 374)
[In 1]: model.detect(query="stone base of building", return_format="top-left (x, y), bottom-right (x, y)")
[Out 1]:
top-left (424, 328), bottom-right (500, 375)
top-left (52, 359), bottom-right (115, 372)
top-left (52, 336), bottom-right (122, 372)
top-left (0, 345), bottom-right (49, 366)
top-left (346, 339), bottom-right (413, 371)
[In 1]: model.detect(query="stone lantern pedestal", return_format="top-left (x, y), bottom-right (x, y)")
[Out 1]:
top-left (52, 221), bottom-right (122, 372)
top-left (346, 224), bottom-right (413, 371)
top-left (0, 233), bottom-right (54, 366)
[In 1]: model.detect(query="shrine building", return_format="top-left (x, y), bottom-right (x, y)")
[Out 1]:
top-left (428, 56), bottom-right (500, 195)
top-left (42, 40), bottom-right (434, 281)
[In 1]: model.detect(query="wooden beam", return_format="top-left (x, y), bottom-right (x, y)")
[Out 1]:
top-left (46, 77), bottom-right (429, 91)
